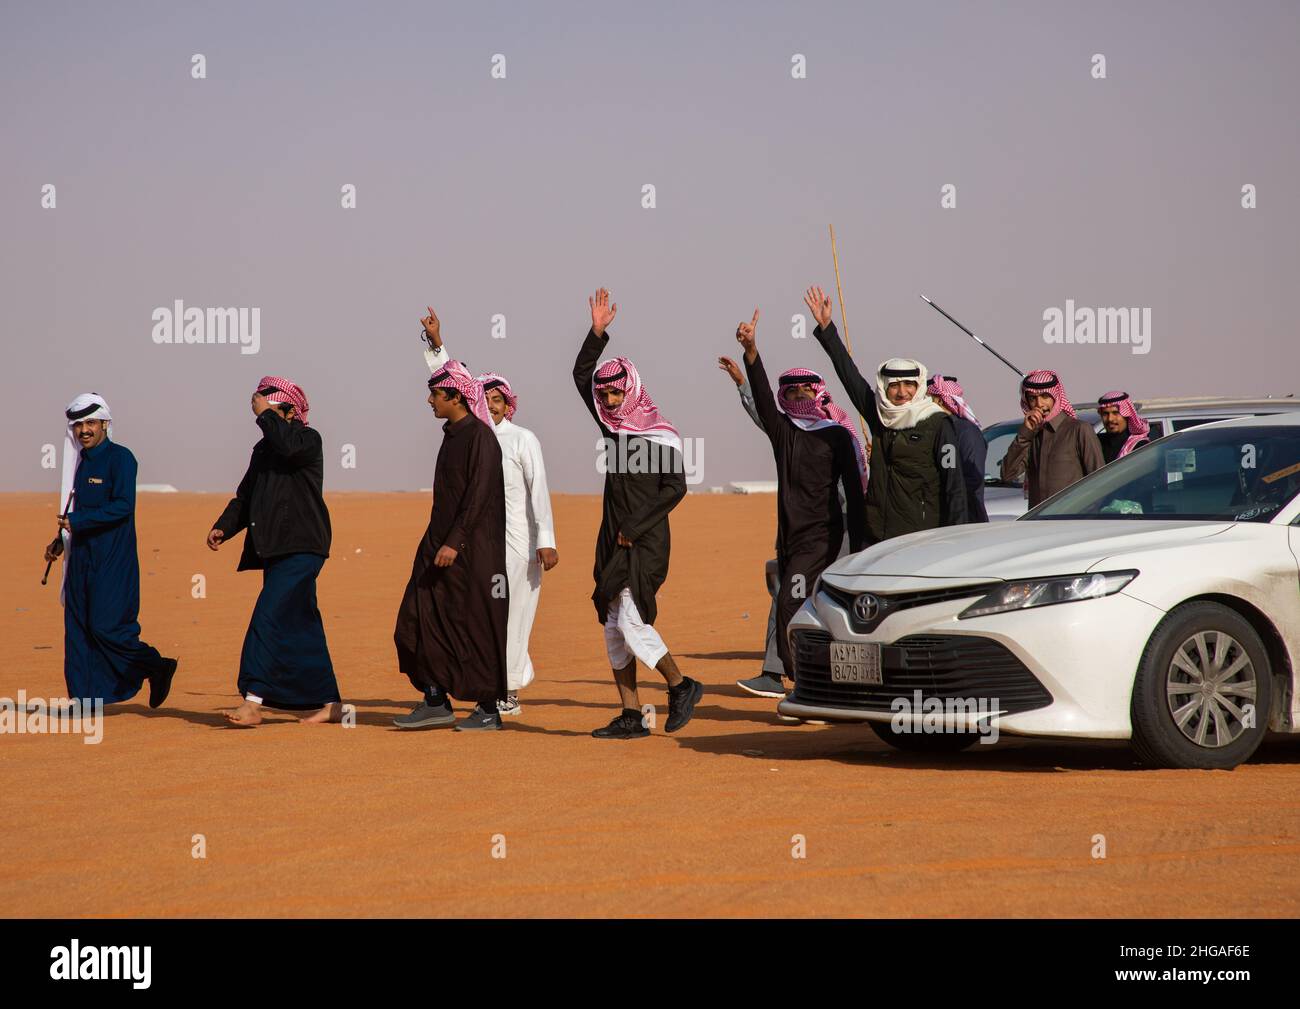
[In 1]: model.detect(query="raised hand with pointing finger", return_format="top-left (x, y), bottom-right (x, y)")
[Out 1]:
top-left (735, 308), bottom-right (760, 364)
top-left (421, 306), bottom-right (442, 350)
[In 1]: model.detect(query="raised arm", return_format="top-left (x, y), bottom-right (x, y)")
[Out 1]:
top-left (805, 284), bottom-right (883, 438)
top-left (718, 356), bottom-right (765, 433)
top-left (573, 288), bottom-right (618, 429)
top-left (254, 408), bottom-right (321, 466)
top-left (734, 309), bottom-right (784, 449)
top-left (67, 448), bottom-right (137, 533)
top-left (420, 305), bottom-right (449, 373)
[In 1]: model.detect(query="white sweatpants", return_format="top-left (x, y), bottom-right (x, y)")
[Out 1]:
top-left (603, 587), bottom-right (668, 670)
top-left (506, 550), bottom-right (543, 692)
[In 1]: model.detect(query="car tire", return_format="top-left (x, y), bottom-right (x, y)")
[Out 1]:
top-left (1130, 602), bottom-right (1271, 770)
top-left (868, 720), bottom-right (982, 752)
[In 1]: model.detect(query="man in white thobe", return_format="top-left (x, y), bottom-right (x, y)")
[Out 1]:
top-left (418, 307), bottom-right (559, 715)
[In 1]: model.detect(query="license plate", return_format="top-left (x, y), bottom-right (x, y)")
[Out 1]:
top-left (829, 641), bottom-right (882, 684)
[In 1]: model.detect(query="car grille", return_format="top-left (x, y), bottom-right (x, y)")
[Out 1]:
top-left (790, 629), bottom-right (1053, 713)
top-left (819, 581), bottom-right (999, 633)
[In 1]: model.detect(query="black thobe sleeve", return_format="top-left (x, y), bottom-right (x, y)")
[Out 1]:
top-left (620, 451), bottom-right (687, 543)
top-left (835, 436), bottom-right (868, 552)
top-left (957, 419), bottom-right (988, 508)
top-left (256, 411), bottom-right (320, 465)
top-left (573, 327), bottom-right (611, 431)
top-left (813, 321), bottom-right (884, 439)
top-left (742, 350), bottom-right (786, 452)
top-left (935, 417), bottom-right (970, 526)
top-left (445, 425), bottom-right (495, 553)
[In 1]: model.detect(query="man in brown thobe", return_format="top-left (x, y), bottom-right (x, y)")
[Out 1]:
top-left (394, 360), bottom-right (509, 731)
top-left (1001, 369), bottom-right (1104, 507)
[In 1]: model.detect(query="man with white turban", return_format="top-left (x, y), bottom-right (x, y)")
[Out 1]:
top-left (48, 394), bottom-right (177, 706)
top-left (805, 286), bottom-right (968, 541)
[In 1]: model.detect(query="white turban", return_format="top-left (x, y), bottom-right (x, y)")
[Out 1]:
top-left (875, 359), bottom-right (944, 430)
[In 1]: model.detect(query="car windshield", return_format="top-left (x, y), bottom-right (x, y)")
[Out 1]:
top-left (1026, 426), bottom-right (1300, 522)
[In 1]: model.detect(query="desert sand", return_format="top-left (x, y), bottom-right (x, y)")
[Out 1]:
top-left (2, 491), bottom-right (1298, 917)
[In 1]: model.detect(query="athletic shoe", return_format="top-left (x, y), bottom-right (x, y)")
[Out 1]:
top-left (736, 673), bottom-right (785, 699)
top-left (665, 676), bottom-right (704, 733)
top-left (592, 709), bottom-right (650, 739)
top-left (497, 693), bottom-right (522, 717)
top-left (149, 657), bottom-right (179, 709)
top-left (455, 705), bottom-right (502, 731)
top-left (393, 699), bottom-right (456, 729)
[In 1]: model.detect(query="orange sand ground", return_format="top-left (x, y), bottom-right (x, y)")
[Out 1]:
top-left (2, 492), bottom-right (1298, 918)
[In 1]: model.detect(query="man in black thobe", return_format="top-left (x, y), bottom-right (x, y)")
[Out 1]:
top-left (734, 310), bottom-right (868, 689)
top-left (573, 288), bottom-right (701, 740)
top-left (394, 360), bottom-right (509, 732)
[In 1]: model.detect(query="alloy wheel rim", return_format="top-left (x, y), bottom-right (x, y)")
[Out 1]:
top-left (1165, 630), bottom-right (1257, 749)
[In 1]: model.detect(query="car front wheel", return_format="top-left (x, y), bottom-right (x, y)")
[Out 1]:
top-left (1130, 602), bottom-right (1271, 770)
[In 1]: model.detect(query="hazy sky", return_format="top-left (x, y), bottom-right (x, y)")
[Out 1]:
top-left (3, 0), bottom-right (1297, 494)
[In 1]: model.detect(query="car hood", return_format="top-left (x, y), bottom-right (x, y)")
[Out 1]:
top-left (821, 520), bottom-right (1235, 584)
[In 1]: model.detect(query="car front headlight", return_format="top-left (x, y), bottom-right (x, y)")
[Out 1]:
top-left (957, 570), bottom-right (1138, 619)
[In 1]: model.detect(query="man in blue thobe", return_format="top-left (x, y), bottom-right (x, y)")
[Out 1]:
top-left (47, 394), bottom-right (177, 706)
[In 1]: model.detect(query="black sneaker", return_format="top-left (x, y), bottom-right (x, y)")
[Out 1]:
top-left (455, 705), bottom-right (502, 731)
top-left (393, 699), bottom-right (456, 729)
top-left (149, 657), bottom-right (179, 709)
top-left (592, 708), bottom-right (651, 739)
top-left (665, 677), bottom-right (703, 733)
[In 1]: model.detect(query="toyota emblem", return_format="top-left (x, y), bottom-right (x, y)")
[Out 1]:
top-left (853, 593), bottom-right (880, 622)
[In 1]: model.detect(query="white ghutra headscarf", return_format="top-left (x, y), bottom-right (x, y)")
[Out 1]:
top-left (875, 359), bottom-right (945, 430)
top-left (58, 394), bottom-right (112, 600)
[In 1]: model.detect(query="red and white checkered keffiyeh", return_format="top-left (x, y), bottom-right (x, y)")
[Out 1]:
top-left (592, 356), bottom-right (681, 451)
top-left (778, 367), bottom-right (868, 489)
top-left (428, 359), bottom-right (492, 426)
top-left (257, 376), bottom-right (311, 425)
top-left (927, 373), bottom-right (980, 426)
top-left (1020, 369), bottom-right (1075, 422)
top-left (477, 371), bottom-right (518, 420)
top-left (1098, 390), bottom-right (1150, 457)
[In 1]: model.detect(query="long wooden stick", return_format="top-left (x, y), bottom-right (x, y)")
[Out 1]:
top-left (829, 224), bottom-right (871, 447)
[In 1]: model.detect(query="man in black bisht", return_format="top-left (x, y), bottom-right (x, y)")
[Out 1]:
top-left (733, 308), bottom-right (868, 695)
top-left (393, 360), bottom-right (509, 732)
top-left (208, 377), bottom-right (343, 727)
top-left (805, 285), bottom-right (968, 541)
top-left (573, 288), bottom-right (702, 740)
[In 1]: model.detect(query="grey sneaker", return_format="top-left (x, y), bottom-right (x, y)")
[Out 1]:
top-left (737, 673), bottom-right (785, 699)
top-left (455, 705), bottom-right (502, 731)
top-left (393, 699), bottom-right (456, 729)
top-left (497, 693), bottom-right (522, 717)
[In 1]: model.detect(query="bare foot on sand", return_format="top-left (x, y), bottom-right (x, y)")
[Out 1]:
top-left (299, 702), bottom-right (346, 725)
top-left (224, 701), bottom-right (263, 727)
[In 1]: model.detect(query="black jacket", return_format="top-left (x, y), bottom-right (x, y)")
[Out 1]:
top-left (952, 414), bottom-right (989, 522)
top-left (213, 411), bottom-right (331, 570)
top-left (813, 322), bottom-right (968, 542)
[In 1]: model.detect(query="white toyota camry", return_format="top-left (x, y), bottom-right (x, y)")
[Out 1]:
top-left (779, 414), bottom-right (1300, 769)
